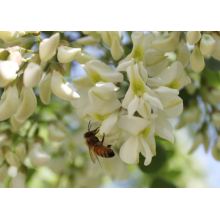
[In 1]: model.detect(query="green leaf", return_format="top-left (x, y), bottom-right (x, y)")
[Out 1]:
top-left (206, 58), bottom-right (220, 71)
top-left (201, 68), bottom-right (220, 89)
top-left (150, 177), bottom-right (176, 188)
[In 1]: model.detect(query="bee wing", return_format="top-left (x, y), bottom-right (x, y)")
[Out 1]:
top-left (89, 148), bottom-right (102, 167)
top-left (89, 148), bottom-right (97, 163)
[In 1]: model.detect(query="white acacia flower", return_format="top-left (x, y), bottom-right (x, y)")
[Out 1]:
top-left (39, 33), bottom-right (60, 62)
top-left (74, 80), bottom-right (121, 135)
top-left (0, 60), bottom-right (19, 87)
top-left (57, 46), bottom-right (82, 63)
top-left (39, 73), bottom-right (52, 105)
top-left (200, 34), bottom-right (216, 57)
top-left (190, 46), bottom-right (205, 73)
top-left (51, 71), bottom-right (80, 101)
top-left (212, 33), bottom-right (220, 60)
top-left (87, 82), bottom-right (121, 117)
top-left (146, 61), bottom-right (191, 90)
top-left (117, 32), bottom-right (154, 71)
top-left (13, 87), bottom-right (37, 123)
top-left (151, 32), bottom-right (180, 52)
top-left (84, 60), bottom-right (123, 83)
top-left (23, 62), bottom-right (43, 88)
top-left (118, 115), bottom-right (156, 165)
top-left (0, 86), bottom-right (20, 121)
top-left (122, 63), bottom-right (163, 118)
top-left (186, 31), bottom-right (201, 45)
top-left (99, 32), bottom-right (124, 60)
top-left (153, 111), bottom-right (175, 143)
top-left (153, 86), bottom-right (183, 118)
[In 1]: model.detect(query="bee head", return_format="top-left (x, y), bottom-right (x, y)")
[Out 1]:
top-left (84, 127), bottom-right (99, 138)
top-left (84, 131), bottom-right (94, 138)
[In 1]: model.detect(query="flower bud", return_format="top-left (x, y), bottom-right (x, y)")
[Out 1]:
top-left (176, 40), bottom-right (190, 67)
top-left (23, 62), bottom-right (43, 87)
top-left (0, 86), bottom-right (20, 121)
top-left (57, 46), bottom-right (81, 63)
top-left (200, 34), bottom-right (215, 56)
top-left (13, 87), bottom-right (37, 122)
top-left (39, 73), bottom-right (52, 104)
top-left (39, 33), bottom-right (60, 62)
top-left (190, 46), bottom-right (205, 72)
top-left (211, 33), bottom-right (220, 60)
top-left (0, 60), bottom-right (18, 87)
top-left (51, 71), bottom-right (80, 101)
top-left (186, 31), bottom-right (201, 45)
top-left (8, 47), bottom-right (23, 66)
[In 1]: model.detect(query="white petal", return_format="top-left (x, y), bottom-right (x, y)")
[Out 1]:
top-left (14, 87), bottom-right (37, 123)
top-left (110, 38), bottom-right (124, 60)
top-left (147, 61), bottom-right (190, 90)
top-left (100, 112), bottom-right (118, 134)
top-left (143, 93), bottom-right (163, 110)
top-left (0, 61), bottom-right (18, 87)
top-left (119, 136), bottom-right (140, 164)
top-left (23, 62), bottom-right (43, 88)
top-left (51, 71), bottom-right (80, 101)
top-left (155, 114), bottom-right (174, 143)
top-left (84, 60), bottom-right (123, 83)
top-left (139, 137), bottom-right (153, 166)
top-left (137, 97), bottom-right (150, 118)
top-left (190, 46), bottom-right (205, 73)
top-left (91, 82), bottom-right (118, 100)
top-left (122, 86), bottom-right (134, 108)
top-left (39, 33), bottom-right (60, 62)
top-left (57, 46), bottom-right (81, 63)
top-left (118, 115), bottom-right (149, 135)
top-left (117, 59), bottom-right (134, 72)
top-left (154, 86), bottom-right (183, 117)
top-left (0, 86), bottom-right (20, 121)
top-left (127, 96), bottom-right (139, 117)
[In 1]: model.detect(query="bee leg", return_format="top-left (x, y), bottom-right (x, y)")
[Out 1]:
top-left (101, 133), bottom-right (105, 144)
top-left (92, 127), bottom-right (99, 134)
top-left (88, 121), bottom-right (91, 131)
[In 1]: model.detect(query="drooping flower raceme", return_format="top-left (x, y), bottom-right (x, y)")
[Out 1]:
top-left (0, 31), bottom-right (198, 170)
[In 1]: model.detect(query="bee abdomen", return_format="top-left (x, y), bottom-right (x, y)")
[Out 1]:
top-left (95, 146), bottom-right (115, 158)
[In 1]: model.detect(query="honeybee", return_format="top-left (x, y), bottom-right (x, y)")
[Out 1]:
top-left (84, 121), bottom-right (115, 163)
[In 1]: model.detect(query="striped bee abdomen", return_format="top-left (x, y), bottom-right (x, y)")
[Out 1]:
top-left (94, 146), bottom-right (115, 158)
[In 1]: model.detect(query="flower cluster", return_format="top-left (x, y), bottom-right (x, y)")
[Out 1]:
top-left (73, 32), bottom-right (191, 165)
top-left (1, 31), bottom-right (220, 170)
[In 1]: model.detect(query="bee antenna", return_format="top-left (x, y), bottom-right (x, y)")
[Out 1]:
top-left (88, 121), bottom-right (91, 131)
